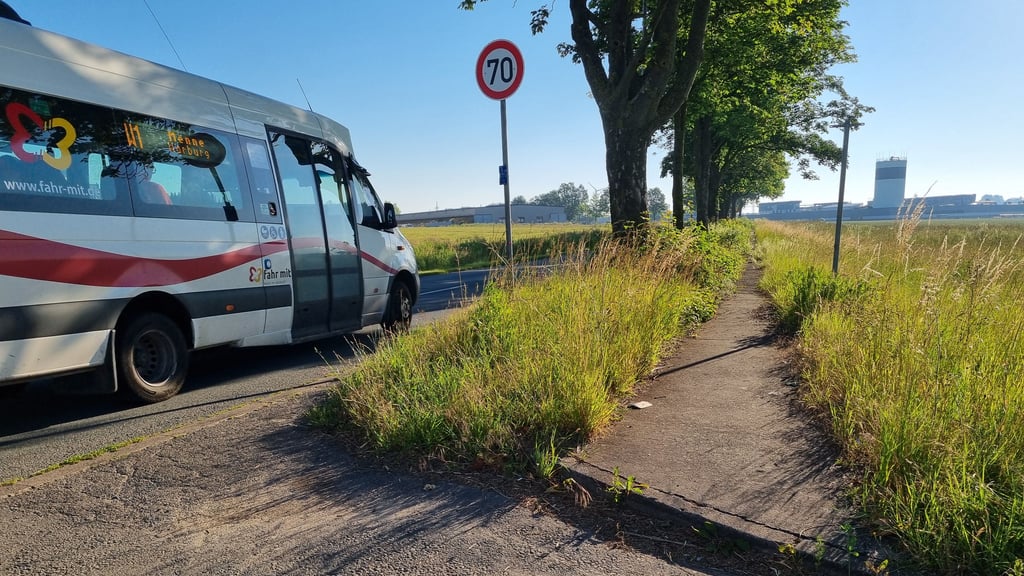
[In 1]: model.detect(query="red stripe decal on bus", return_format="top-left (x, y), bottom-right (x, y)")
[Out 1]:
top-left (360, 250), bottom-right (399, 275)
top-left (0, 229), bottom-right (288, 287)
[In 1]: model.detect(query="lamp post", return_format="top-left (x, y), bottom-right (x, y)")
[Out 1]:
top-left (831, 119), bottom-right (851, 275)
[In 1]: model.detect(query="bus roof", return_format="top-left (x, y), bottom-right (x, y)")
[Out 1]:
top-left (0, 18), bottom-right (354, 157)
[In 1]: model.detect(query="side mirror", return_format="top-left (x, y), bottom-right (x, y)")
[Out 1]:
top-left (383, 202), bottom-right (398, 230)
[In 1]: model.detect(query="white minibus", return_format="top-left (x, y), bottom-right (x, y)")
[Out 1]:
top-left (0, 17), bottom-right (419, 402)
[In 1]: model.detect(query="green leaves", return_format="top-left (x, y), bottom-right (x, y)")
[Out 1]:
top-left (458, 1), bottom-right (551, 34)
top-left (659, 0), bottom-right (872, 222)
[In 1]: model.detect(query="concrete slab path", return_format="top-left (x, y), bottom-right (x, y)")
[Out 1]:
top-left (566, 265), bottom-right (897, 573)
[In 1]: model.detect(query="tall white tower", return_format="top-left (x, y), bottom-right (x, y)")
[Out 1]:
top-left (873, 156), bottom-right (907, 208)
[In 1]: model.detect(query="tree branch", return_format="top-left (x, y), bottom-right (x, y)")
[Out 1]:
top-left (569, 0), bottom-right (610, 107)
top-left (654, 0), bottom-right (712, 130)
top-left (603, 0), bottom-right (633, 103)
top-left (625, 0), bottom-right (683, 127)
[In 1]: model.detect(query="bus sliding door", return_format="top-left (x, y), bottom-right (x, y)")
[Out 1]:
top-left (269, 132), bottom-right (361, 339)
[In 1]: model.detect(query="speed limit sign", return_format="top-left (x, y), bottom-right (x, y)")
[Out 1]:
top-left (476, 39), bottom-right (524, 100)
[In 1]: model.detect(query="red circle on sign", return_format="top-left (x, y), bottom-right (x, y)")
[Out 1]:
top-left (476, 39), bottom-right (524, 100)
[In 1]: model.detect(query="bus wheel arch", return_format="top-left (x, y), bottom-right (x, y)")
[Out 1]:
top-left (115, 294), bottom-right (192, 403)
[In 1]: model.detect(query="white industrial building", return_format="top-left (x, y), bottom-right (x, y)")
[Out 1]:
top-left (872, 156), bottom-right (908, 208)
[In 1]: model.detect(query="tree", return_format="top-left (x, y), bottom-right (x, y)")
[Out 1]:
top-left (531, 181), bottom-right (589, 221)
top-left (658, 0), bottom-right (871, 226)
top-left (715, 149), bottom-right (789, 218)
top-left (511, 195), bottom-right (528, 204)
top-left (659, 155), bottom-right (695, 222)
top-left (646, 187), bottom-right (669, 221)
top-left (460, 0), bottom-right (713, 236)
top-left (588, 188), bottom-right (610, 219)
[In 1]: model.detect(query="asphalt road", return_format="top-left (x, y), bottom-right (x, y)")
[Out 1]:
top-left (0, 269), bottom-right (490, 483)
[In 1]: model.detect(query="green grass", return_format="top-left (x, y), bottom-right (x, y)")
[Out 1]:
top-left (19, 437), bottom-right (147, 481)
top-left (755, 216), bottom-right (1024, 574)
top-left (400, 223), bottom-right (607, 273)
top-left (312, 220), bottom-right (751, 477)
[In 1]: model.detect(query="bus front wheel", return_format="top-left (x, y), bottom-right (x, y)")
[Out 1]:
top-left (382, 281), bottom-right (413, 334)
top-left (117, 313), bottom-right (188, 403)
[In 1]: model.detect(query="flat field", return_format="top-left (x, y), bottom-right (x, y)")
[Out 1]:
top-left (399, 223), bottom-right (607, 272)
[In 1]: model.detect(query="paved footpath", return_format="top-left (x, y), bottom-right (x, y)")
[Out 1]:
top-left (566, 265), bottom-right (901, 573)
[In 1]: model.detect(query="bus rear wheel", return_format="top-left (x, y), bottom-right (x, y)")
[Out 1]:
top-left (117, 313), bottom-right (188, 403)
top-left (382, 281), bottom-right (413, 334)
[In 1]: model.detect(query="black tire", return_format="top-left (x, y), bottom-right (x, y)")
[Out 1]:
top-left (117, 313), bottom-right (188, 403)
top-left (381, 281), bottom-right (413, 334)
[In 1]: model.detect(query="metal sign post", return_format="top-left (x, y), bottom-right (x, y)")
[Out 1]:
top-left (476, 39), bottom-right (524, 261)
top-left (499, 99), bottom-right (512, 260)
top-left (832, 119), bottom-right (851, 275)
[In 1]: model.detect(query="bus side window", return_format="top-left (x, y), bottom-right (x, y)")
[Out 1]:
top-left (0, 87), bottom-right (130, 216)
top-left (117, 112), bottom-right (251, 222)
top-left (348, 167), bottom-right (383, 228)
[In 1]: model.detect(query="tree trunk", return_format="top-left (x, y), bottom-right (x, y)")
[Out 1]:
top-left (671, 103), bottom-right (687, 229)
top-left (710, 163), bottom-right (724, 221)
top-left (692, 115), bottom-right (713, 227)
top-left (604, 126), bottom-right (649, 236)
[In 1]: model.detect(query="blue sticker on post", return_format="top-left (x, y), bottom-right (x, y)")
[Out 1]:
top-left (498, 165), bottom-right (508, 185)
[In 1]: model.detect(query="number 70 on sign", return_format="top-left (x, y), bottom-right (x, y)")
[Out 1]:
top-left (476, 39), bottom-right (524, 100)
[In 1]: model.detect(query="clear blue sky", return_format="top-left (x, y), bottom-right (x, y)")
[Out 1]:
top-left (12, 1), bottom-right (1024, 212)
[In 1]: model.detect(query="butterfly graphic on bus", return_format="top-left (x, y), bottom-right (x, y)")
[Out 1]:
top-left (4, 101), bottom-right (77, 171)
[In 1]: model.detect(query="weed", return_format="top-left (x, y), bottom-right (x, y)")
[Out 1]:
top-left (304, 389), bottom-right (345, 430)
top-left (607, 466), bottom-right (647, 503)
top-left (841, 523), bottom-right (859, 574)
top-left (778, 542), bottom-right (798, 556)
top-left (864, 557), bottom-right (890, 575)
top-left (26, 437), bottom-right (145, 479)
top-left (532, 431), bottom-right (560, 480)
top-left (692, 520), bottom-right (719, 541)
top-left (777, 265), bottom-right (871, 335)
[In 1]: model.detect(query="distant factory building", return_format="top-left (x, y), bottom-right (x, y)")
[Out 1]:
top-left (873, 156), bottom-right (908, 208)
top-left (906, 194), bottom-right (975, 209)
top-left (399, 204), bottom-right (567, 226)
top-left (757, 200), bottom-right (802, 214)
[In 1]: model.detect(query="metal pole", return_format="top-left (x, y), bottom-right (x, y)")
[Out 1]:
top-left (500, 99), bottom-right (513, 261)
top-left (831, 120), bottom-right (851, 275)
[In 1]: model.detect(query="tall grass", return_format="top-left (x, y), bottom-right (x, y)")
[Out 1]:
top-left (313, 221), bottom-right (750, 475)
top-left (756, 217), bottom-right (1024, 574)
